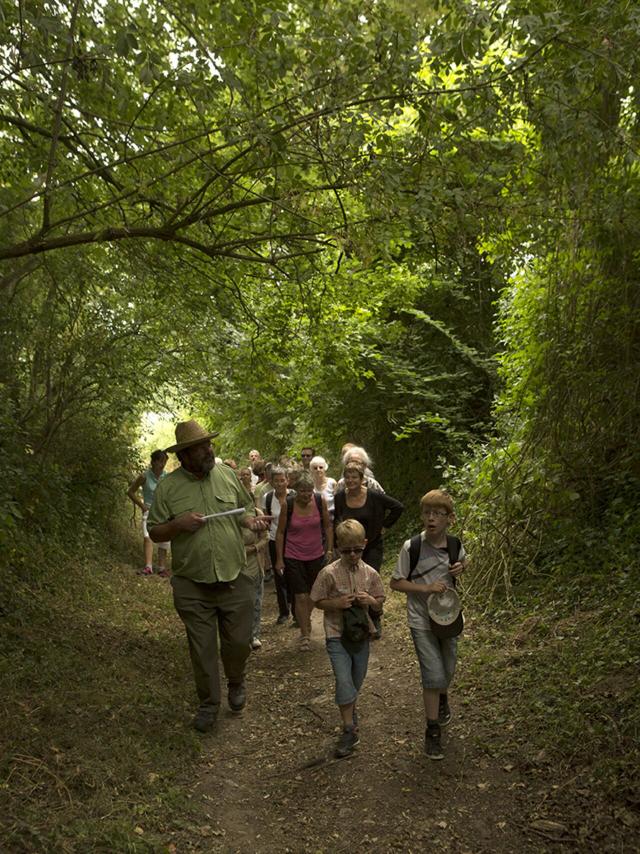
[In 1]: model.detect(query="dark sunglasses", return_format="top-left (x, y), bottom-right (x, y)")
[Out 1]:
top-left (340, 547), bottom-right (364, 554)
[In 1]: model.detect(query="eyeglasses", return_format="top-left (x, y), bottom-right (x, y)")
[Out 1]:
top-left (301, 453), bottom-right (312, 458)
top-left (423, 509), bottom-right (449, 518)
top-left (340, 547), bottom-right (364, 554)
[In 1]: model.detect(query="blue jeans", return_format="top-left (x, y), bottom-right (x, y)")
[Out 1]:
top-left (326, 638), bottom-right (370, 706)
top-left (410, 627), bottom-right (457, 691)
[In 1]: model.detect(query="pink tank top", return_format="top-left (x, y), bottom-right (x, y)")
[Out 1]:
top-left (285, 500), bottom-right (324, 561)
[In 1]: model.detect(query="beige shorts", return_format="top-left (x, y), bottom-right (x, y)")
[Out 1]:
top-left (142, 511), bottom-right (170, 550)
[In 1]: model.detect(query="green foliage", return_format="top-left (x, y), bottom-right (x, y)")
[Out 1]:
top-left (0, 546), bottom-right (202, 852)
top-left (438, 0), bottom-right (640, 596)
top-left (1, 0), bottom-right (639, 602)
top-left (453, 566), bottom-right (640, 829)
top-left (191, 260), bottom-right (498, 503)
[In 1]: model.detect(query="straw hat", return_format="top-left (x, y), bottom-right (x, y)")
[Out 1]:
top-left (427, 588), bottom-right (462, 626)
top-left (165, 420), bottom-right (220, 453)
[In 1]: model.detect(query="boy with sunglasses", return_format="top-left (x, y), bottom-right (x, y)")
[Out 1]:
top-left (311, 520), bottom-right (385, 758)
top-left (390, 490), bottom-right (467, 760)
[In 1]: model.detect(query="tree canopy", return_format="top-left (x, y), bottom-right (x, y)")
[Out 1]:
top-left (1, 0), bottom-right (639, 593)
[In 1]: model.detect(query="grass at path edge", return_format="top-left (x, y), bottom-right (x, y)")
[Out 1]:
top-left (1, 535), bottom-right (638, 851)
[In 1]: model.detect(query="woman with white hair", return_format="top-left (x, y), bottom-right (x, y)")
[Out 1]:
top-left (309, 455), bottom-right (338, 516)
top-left (337, 445), bottom-right (385, 493)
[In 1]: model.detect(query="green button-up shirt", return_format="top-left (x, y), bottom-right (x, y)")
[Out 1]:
top-left (147, 463), bottom-right (253, 583)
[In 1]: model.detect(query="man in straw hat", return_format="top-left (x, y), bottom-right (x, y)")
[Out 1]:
top-left (148, 419), bottom-right (270, 733)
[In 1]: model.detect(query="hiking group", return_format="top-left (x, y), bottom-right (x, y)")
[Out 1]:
top-left (128, 420), bottom-right (467, 761)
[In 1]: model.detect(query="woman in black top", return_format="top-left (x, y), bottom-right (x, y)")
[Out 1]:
top-left (333, 461), bottom-right (404, 571)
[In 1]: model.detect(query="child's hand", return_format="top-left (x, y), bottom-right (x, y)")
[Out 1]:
top-left (335, 593), bottom-right (356, 609)
top-left (428, 580), bottom-right (448, 594)
top-left (354, 591), bottom-right (375, 607)
top-left (449, 561), bottom-right (465, 577)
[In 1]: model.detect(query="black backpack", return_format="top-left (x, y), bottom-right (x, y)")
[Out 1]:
top-left (341, 604), bottom-right (370, 646)
top-left (408, 534), bottom-right (463, 638)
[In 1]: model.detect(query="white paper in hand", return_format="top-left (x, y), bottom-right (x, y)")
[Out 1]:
top-left (201, 507), bottom-right (246, 521)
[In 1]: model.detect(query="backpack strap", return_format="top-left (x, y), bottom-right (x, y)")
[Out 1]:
top-left (446, 535), bottom-right (461, 563)
top-left (408, 535), bottom-right (461, 582)
top-left (286, 493), bottom-right (295, 522)
top-left (407, 534), bottom-right (422, 581)
top-left (446, 535), bottom-right (462, 587)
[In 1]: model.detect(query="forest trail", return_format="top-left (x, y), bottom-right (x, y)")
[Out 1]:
top-left (168, 580), bottom-right (567, 853)
top-left (4, 549), bottom-right (633, 853)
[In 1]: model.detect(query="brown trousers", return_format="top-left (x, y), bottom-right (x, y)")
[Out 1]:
top-left (172, 570), bottom-right (255, 713)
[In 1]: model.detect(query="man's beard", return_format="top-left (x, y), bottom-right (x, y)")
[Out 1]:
top-left (199, 456), bottom-right (215, 474)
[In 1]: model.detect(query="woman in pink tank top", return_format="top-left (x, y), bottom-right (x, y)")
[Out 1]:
top-left (275, 473), bottom-right (333, 649)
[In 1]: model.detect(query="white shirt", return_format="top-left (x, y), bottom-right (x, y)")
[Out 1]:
top-left (260, 489), bottom-right (293, 540)
top-left (393, 532), bottom-right (466, 630)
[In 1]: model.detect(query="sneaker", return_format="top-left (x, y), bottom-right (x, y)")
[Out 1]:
top-left (138, 565), bottom-right (153, 576)
top-left (276, 615), bottom-right (289, 625)
top-left (335, 727), bottom-right (360, 759)
top-left (192, 708), bottom-right (217, 733)
top-left (438, 695), bottom-right (452, 727)
top-left (251, 638), bottom-right (262, 650)
top-left (300, 637), bottom-right (311, 651)
top-left (228, 681), bottom-right (246, 713)
top-left (156, 567), bottom-right (170, 578)
top-left (425, 724), bottom-right (444, 760)
top-left (290, 619), bottom-right (300, 629)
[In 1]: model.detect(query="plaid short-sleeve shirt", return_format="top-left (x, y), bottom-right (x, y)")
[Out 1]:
top-left (310, 558), bottom-right (385, 639)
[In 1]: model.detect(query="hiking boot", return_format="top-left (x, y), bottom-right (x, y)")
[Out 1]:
top-left (335, 727), bottom-right (360, 759)
top-left (192, 708), bottom-right (217, 733)
top-left (425, 723), bottom-right (444, 760)
top-left (438, 694), bottom-right (452, 727)
top-left (228, 681), bottom-right (246, 713)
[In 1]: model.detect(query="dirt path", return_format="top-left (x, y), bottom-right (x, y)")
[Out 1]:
top-left (3, 546), bottom-right (636, 852)
top-left (170, 581), bottom-right (557, 853)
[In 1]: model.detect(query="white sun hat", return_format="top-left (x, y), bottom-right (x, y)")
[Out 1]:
top-left (427, 588), bottom-right (462, 626)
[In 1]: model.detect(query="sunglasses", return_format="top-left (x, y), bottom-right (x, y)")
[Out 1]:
top-left (340, 547), bottom-right (364, 554)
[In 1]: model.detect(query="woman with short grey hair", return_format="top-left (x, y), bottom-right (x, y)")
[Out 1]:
top-left (337, 445), bottom-right (385, 493)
